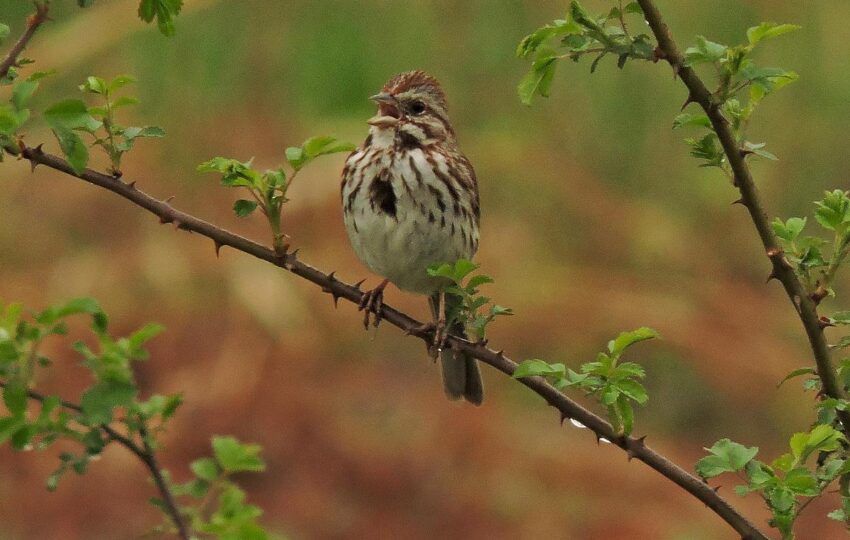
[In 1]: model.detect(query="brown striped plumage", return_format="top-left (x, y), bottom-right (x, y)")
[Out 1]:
top-left (340, 71), bottom-right (483, 404)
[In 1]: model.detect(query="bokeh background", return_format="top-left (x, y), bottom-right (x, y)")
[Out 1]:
top-left (2, 0), bottom-right (850, 538)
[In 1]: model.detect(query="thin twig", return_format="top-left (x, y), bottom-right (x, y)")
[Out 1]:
top-left (0, 3), bottom-right (50, 81)
top-left (3, 142), bottom-right (770, 540)
top-left (636, 0), bottom-right (850, 433)
top-left (0, 379), bottom-right (190, 540)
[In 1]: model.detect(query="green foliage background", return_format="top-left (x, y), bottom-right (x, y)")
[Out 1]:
top-left (2, 0), bottom-right (850, 538)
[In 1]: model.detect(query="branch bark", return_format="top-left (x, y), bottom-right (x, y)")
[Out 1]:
top-left (0, 379), bottom-right (190, 540)
top-left (2, 142), bottom-right (771, 540)
top-left (636, 0), bottom-right (850, 433)
top-left (0, 2), bottom-right (49, 81)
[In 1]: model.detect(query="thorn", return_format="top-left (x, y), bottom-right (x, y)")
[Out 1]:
top-left (731, 198), bottom-right (744, 206)
top-left (164, 195), bottom-right (175, 204)
top-left (173, 220), bottom-right (182, 229)
top-left (495, 350), bottom-right (505, 360)
top-left (766, 247), bottom-right (783, 259)
top-left (159, 215), bottom-right (173, 225)
top-left (289, 248), bottom-right (299, 259)
top-left (33, 143), bottom-right (44, 155)
top-left (476, 338), bottom-right (489, 347)
top-left (128, 180), bottom-right (137, 189)
top-left (560, 413), bottom-right (568, 426)
top-left (680, 92), bottom-right (697, 111)
top-left (626, 448), bottom-right (637, 461)
top-left (327, 271), bottom-right (337, 282)
top-left (652, 46), bottom-right (666, 63)
top-left (713, 485), bottom-right (721, 494)
top-left (818, 316), bottom-right (834, 330)
top-left (354, 279), bottom-right (366, 290)
top-left (766, 270), bottom-right (779, 283)
top-left (810, 286), bottom-right (828, 306)
top-left (331, 292), bottom-right (341, 308)
top-left (214, 240), bottom-right (223, 257)
top-left (636, 435), bottom-right (647, 447)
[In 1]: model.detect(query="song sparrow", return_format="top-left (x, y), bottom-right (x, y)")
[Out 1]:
top-left (340, 71), bottom-right (483, 405)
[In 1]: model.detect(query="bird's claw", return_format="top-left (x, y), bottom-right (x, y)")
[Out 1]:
top-left (358, 279), bottom-right (389, 329)
top-left (412, 319), bottom-right (448, 360)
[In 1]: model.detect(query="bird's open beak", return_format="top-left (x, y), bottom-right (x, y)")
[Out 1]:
top-left (368, 92), bottom-right (401, 127)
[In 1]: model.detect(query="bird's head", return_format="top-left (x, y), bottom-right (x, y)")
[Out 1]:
top-left (367, 70), bottom-right (455, 144)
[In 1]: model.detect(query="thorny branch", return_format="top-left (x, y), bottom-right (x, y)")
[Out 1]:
top-left (636, 0), bottom-right (850, 433)
top-left (0, 379), bottom-right (190, 540)
top-left (0, 2), bottom-right (49, 81)
top-left (2, 141), bottom-right (771, 540)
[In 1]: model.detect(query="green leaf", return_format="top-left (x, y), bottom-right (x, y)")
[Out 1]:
top-left (11, 80), bottom-right (38, 111)
top-left (79, 76), bottom-right (108, 95)
top-left (624, 2), bottom-right (642, 14)
top-left (138, 0), bottom-right (184, 36)
top-left (233, 199), bottom-right (258, 218)
top-left (683, 36), bottom-right (728, 66)
top-left (80, 380), bottom-right (138, 425)
top-left (747, 23), bottom-right (801, 45)
top-left (44, 99), bottom-right (102, 132)
top-left (0, 24), bottom-right (9, 42)
top-left (302, 135), bottom-right (355, 159)
top-left (696, 439), bottom-right (759, 478)
top-left (607, 327), bottom-right (659, 356)
top-left (109, 75), bottom-right (136, 92)
top-left (111, 96), bottom-right (140, 109)
top-left (36, 297), bottom-right (102, 325)
top-left (615, 379), bottom-right (648, 404)
top-left (814, 190), bottom-right (850, 232)
top-left (518, 49), bottom-right (558, 106)
top-left (3, 379), bottom-right (27, 417)
top-left (832, 311), bottom-right (850, 325)
top-left (777, 366), bottom-right (816, 387)
top-left (191, 457), bottom-right (220, 482)
top-left (772, 217), bottom-right (806, 242)
top-left (672, 113), bottom-right (711, 130)
top-left (127, 322), bottom-right (164, 356)
top-left (50, 126), bottom-right (89, 175)
top-left (123, 126), bottom-right (166, 140)
top-left (784, 468), bottom-right (819, 496)
top-left (285, 146), bottom-right (306, 170)
top-left (742, 141), bottom-right (778, 161)
top-left (513, 359), bottom-right (566, 380)
top-left (212, 436), bottom-right (266, 473)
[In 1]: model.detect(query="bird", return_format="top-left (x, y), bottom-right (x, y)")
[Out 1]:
top-left (340, 70), bottom-right (483, 405)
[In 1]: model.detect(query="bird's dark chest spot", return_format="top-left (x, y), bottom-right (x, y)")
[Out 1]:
top-left (369, 172), bottom-right (397, 219)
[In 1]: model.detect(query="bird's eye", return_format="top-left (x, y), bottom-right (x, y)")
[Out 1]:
top-left (409, 101), bottom-right (426, 115)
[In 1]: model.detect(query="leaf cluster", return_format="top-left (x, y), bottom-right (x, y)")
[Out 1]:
top-left (674, 22), bottom-right (800, 171)
top-left (426, 259), bottom-right (513, 341)
top-left (165, 436), bottom-right (273, 539)
top-left (773, 190), bottom-right (850, 297)
top-left (516, 1), bottom-right (652, 105)
top-left (78, 0), bottom-right (183, 37)
top-left (512, 327), bottom-right (658, 435)
top-left (0, 298), bottom-right (178, 490)
top-left (696, 426), bottom-right (850, 539)
top-left (45, 75), bottom-right (164, 175)
top-left (199, 136), bottom-right (354, 254)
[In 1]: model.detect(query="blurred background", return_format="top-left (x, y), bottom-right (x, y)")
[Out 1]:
top-left (1, 0), bottom-right (849, 538)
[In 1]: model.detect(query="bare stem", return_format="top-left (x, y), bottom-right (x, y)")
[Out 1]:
top-left (0, 3), bottom-right (50, 80)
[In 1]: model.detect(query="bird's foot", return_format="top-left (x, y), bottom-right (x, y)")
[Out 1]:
top-left (358, 278), bottom-right (389, 329)
top-left (410, 319), bottom-right (448, 360)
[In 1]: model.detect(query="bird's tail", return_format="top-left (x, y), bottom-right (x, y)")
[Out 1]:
top-left (430, 292), bottom-right (483, 405)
